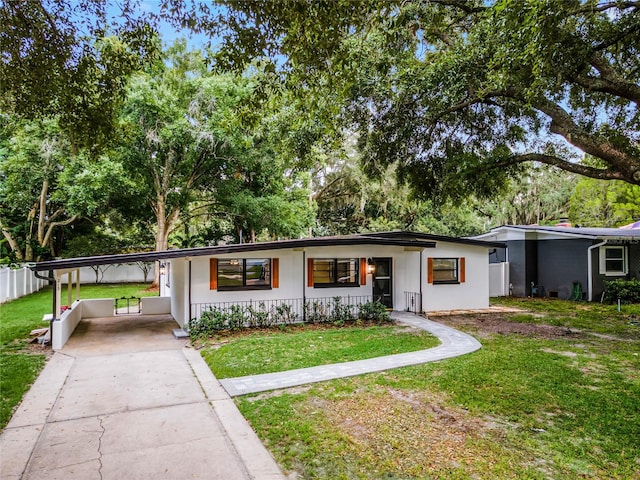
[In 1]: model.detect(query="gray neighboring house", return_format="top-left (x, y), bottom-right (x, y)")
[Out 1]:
top-left (474, 225), bottom-right (640, 301)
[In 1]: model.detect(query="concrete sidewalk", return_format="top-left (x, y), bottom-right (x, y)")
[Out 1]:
top-left (220, 311), bottom-right (482, 396)
top-left (0, 315), bottom-right (284, 480)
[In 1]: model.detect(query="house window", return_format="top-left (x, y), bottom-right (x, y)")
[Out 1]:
top-left (432, 258), bottom-right (459, 284)
top-left (427, 257), bottom-right (466, 284)
top-left (599, 246), bottom-right (627, 276)
top-left (313, 258), bottom-right (359, 287)
top-left (218, 258), bottom-right (271, 290)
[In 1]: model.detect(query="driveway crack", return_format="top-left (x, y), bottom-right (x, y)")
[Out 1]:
top-left (97, 416), bottom-right (105, 480)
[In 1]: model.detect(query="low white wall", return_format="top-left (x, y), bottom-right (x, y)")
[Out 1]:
top-left (51, 300), bottom-right (82, 350)
top-left (81, 299), bottom-right (115, 318)
top-left (141, 296), bottom-right (171, 315)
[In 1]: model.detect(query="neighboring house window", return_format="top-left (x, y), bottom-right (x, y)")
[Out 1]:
top-left (214, 258), bottom-right (273, 291)
top-left (427, 257), bottom-right (466, 284)
top-left (311, 258), bottom-right (360, 287)
top-left (599, 246), bottom-right (627, 276)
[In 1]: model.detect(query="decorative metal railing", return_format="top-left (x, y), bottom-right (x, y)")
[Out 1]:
top-left (404, 291), bottom-right (422, 314)
top-left (190, 295), bottom-right (374, 327)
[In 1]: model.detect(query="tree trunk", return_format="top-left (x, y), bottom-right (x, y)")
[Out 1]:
top-left (151, 195), bottom-right (180, 287)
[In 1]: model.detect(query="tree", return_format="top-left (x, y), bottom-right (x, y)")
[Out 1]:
top-left (203, 0), bottom-right (640, 199)
top-left (480, 165), bottom-right (578, 226)
top-left (570, 177), bottom-right (640, 227)
top-left (0, 0), bottom-right (159, 148)
top-left (0, 117), bottom-right (129, 261)
top-left (118, 43), bottom-right (246, 256)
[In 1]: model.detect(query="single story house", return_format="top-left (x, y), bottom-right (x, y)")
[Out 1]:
top-left (473, 225), bottom-right (640, 301)
top-left (31, 231), bottom-right (504, 349)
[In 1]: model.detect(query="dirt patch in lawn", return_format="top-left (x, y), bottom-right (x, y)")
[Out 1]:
top-left (430, 313), bottom-right (586, 340)
top-left (322, 387), bottom-right (514, 477)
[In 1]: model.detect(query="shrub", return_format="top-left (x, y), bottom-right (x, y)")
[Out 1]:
top-left (305, 300), bottom-right (329, 324)
top-left (189, 308), bottom-right (226, 338)
top-left (247, 302), bottom-right (272, 328)
top-left (331, 296), bottom-right (356, 326)
top-left (358, 301), bottom-right (391, 323)
top-left (603, 279), bottom-right (640, 304)
top-left (274, 303), bottom-right (298, 325)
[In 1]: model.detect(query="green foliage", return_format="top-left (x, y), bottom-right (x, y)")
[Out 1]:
top-left (358, 301), bottom-right (390, 323)
top-left (0, 0), bottom-right (159, 148)
top-left (207, 0), bottom-right (640, 200)
top-left (570, 175), bottom-right (640, 227)
top-left (190, 299), bottom-right (392, 340)
top-left (0, 353), bottom-right (46, 430)
top-left (603, 279), bottom-right (640, 305)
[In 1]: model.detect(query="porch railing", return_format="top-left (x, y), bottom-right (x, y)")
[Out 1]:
top-left (404, 291), bottom-right (422, 314)
top-left (190, 295), bottom-right (373, 325)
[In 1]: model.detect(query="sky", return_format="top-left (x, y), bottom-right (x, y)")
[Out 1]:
top-left (139, 0), bottom-right (214, 50)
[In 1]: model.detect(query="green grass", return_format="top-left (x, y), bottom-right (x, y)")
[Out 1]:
top-left (0, 283), bottom-right (153, 430)
top-left (202, 325), bottom-right (440, 378)
top-left (492, 296), bottom-right (640, 339)
top-left (224, 299), bottom-right (640, 479)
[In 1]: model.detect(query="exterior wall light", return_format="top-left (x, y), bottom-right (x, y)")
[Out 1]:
top-left (367, 258), bottom-right (375, 274)
top-left (159, 262), bottom-right (166, 276)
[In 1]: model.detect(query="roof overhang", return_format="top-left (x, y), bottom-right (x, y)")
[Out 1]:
top-left (31, 231), bottom-right (506, 273)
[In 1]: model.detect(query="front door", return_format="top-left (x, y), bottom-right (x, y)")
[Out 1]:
top-left (372, 258), bottom-right (393, 308)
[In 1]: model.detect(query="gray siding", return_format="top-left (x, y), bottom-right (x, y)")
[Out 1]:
top-left (630, 243), bottom-right (640, 280)
top-left (506, 240), bottom-right (527, 296)
top-left (537, 239), bottom-right (591, 299)
top-left (593, 242), bottom-right (640, 301)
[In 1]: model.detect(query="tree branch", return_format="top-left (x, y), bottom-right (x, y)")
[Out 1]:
top-left (496, 153), bottom-right (628, 181)
top-left (42, 214), bottom-right (78, 250)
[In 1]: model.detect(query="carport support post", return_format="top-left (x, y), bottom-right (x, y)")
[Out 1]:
top-left (67, 272), bottom-right (73, 308)
top-left (55, 272), bottom-right (62, 318)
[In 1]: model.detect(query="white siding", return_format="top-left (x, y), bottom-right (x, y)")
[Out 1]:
top-left (423, 242), bottom-right (490, 311)
top-left (180, 242), bottom-right (492, 315)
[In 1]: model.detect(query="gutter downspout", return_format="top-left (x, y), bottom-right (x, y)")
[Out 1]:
top-left (587, 240), bottom-right (607, 302)
top-left (32, 268), bottom-right (55, 346)
top-left (188, 259), bottom-right (192, 329)
top-left (419, 250), bottom-right (423, 314)
top-left (302, 250), bottom-right (306, 322)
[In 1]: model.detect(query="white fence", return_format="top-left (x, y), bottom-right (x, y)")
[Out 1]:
top-left (489, 262), bottom-right (510, 297)
top-left (68, 264), bottom-right (155, 285)
top-left (1, 263), bottom-right (156, 304)
top-left (0, 266), bottom-right (48, 303)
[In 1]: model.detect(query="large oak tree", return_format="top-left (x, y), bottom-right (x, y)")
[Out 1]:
top-left (203, 0), bottom-right (640, 199)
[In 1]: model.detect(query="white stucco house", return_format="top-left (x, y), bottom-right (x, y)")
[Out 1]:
top-left (31, 231), bottom-right (504, 349)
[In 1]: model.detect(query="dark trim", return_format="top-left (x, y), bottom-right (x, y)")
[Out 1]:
top-left (217, 286), bottom-right (273, 292)
top-left (30, 231), bottom-right (502, 273)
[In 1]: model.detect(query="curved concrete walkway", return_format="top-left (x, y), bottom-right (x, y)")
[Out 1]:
top-left (220, 311), bottom-right (482, 396)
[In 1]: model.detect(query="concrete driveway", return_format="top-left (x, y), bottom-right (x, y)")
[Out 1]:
top-left (0, 315), bottom-right (284, 480)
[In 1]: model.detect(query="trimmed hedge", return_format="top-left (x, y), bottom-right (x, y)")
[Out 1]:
top-left (602, 279), bottom-right (640, 304)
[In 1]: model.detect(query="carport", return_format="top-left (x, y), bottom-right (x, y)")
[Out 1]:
top-left (30, 251), bottom-right (180, 350)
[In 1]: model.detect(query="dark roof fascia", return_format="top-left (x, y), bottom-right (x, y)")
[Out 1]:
top-left (31, 236), bottom-right (438, 272)
top-left (491, 225), bottom-right (640, 239)
top-left (363, 231), bottom-right (506, 249)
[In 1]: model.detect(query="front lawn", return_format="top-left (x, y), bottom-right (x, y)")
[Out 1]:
top-left (201, 324), bottom-right (440, 378)
top-left (227, 298), bottom-right (640, 479)
top-left (0, 283), bottom-right (154, 430)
